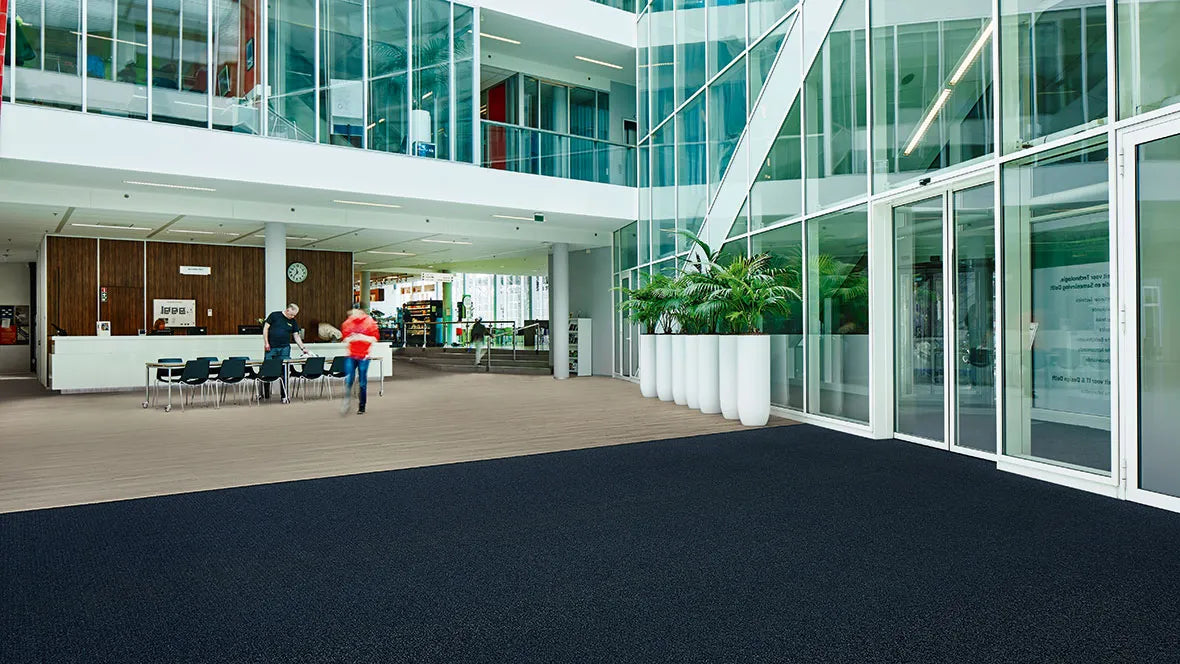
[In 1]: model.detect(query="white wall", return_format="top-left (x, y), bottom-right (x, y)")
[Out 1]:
top-left (0, 262), bottom-right (32, 374)
top-left (568, 246), bottom-right (614, 377)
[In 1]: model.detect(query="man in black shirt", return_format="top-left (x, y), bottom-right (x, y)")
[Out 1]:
top-left (262, 303), bottom-right (309, 399)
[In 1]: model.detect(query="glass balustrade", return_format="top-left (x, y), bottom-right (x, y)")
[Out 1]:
top-left (481, 120), bottom-right (637, 186)
top-left (591, 0), bottom-right (637, 11)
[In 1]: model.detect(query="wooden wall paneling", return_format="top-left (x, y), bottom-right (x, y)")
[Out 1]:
top-left (46, 236), bottom-right (98, 336)
top-left (287, 249), bottom-right (353, 341)
top-left (146, 242), bottom-right (266, 335)
top-left (98, 240), bottom-right (145, 336)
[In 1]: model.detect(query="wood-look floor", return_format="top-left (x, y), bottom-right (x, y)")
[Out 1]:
top-left (0, 364), bottom-right (796, 514)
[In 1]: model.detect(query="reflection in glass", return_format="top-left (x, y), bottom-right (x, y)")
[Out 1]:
top-left (87, 0), bottom-right (149, 119)
top-left (807, 205), bottom-right (869, 423)
top-left (707, 0), bottom-right (745, 79)
top-left (413, 0), bottom-right (450, 159)
top-left (754, 222), bottom-right (804, 410)
top-left (678, 95), bottom-right (708, 252)
top-left (650, 0), bottom-right (676, 128)
top-left (872, 2), bottom-right (993, 191)
top-left (804, 0), bottom-right (867, 212)
top-left (677, 0), bottom-right (706, 104)
top-left (638, 8), bottom-right (649, 137)
top-left (14, 0), bottom-right (83, 110)
top-left (749, 95), bottom-right (801, 232)
top-left (954, 183), bottom-right (997, 453)
top-left (151, 0), bottom-right (209, 127)
top-left (1002, 138), bottom-right (1110, 474)
top-left (1117, 0), bottom-right (1180, 119)
top-left (320, 0), bottom-right (364, 147)
top-left (894, 195), bottom-right (945, 441)
top-left (652, 122), bottom-right (677, 259)
top-left (639, 141), bottom-right (651, 265)
top-left (453, 4), bottom-right (474, 163)
top-left (708, 53), bottom-right (746, 195)
top-left (748, 0), bottom-right (797, 43)
top-left (213, 0), bottom-right (261, 133)
top-left (1136, 133), bottom-right (1180, 498)
top-left (729, 196), bottom-right (749, 239)
top-left (268, 0), bottom-right (317, 140)
top-left (748, 16), bottom-right (789, 108)
top-left (1000, 0), bottom-right (1107, 151)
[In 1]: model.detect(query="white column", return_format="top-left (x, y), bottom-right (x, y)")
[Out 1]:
top-left (265, 222), bottom-right (287, 314)
top-left (552, 242), bottom-right (570, 380)
top-left (360, 271), bottom-right (372, 310)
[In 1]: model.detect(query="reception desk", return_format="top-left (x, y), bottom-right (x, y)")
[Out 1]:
top-left (50, 335), bottom-right (393, 392)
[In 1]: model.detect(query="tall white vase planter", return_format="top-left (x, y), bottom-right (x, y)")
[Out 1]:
top-left (639, 334), bottom-right (657, 398)
top-left (698, 335), bottom-right (721, 414)
top-left (656, 335), bottom-right (673, 401)
top-left (737, 335), bottom-right (771, 426)
top-left (672, 335), bottom-right (688, 405)
top-left (718, 335), bottom-right (740, 420)
top-left (685, 336), bottom-right (700, 409)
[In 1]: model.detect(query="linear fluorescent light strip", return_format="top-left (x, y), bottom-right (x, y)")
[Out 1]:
top-left (480, 32), bottom-right (521, 45)
top-left (72, 223), bottom-right (153, 231)
top-left (123, 180), bottom-right (217, 192)
top-left (950, 21), bottom-right (995, 85)
top-left (904, 88), bottom-right (953, 156)
top-left (71, 31), bottom-right (145, 47)
top-left (420, 239), bottom-right (473, 245)
top-left (333, 199), bottom-right (401, 209)
top-left (368, 250), bottom-right (417, 256)
top-left (253, 235), bottom-right (318, 241)
top-left (166, 229), bottom-right (240, 236)
top-left (493, 214), bottom-right (534, 222)
top-left (575, 55), bottom-right (623, 70)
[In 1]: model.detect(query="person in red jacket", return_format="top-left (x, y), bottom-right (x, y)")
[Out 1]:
top-left (339, 308), bottom-right (379, 415)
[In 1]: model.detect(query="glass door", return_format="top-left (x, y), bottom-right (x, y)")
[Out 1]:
top-left (617, 272), bottom-right (635, 377)
top-left (890, 178), bottom-right (997, 454)
top-left (1121, 120), bottom-right (1180, 511)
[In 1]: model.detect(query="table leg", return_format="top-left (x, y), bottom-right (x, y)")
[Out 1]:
top-left (167, 375), bottom-right (173, 413)
top-left (379, 358), bottom-right (384, 396)
top-left (143, 366), bottom-right (150, 409)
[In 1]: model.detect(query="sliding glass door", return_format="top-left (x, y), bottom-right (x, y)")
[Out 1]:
top-left (890, 179), bottom-right (997, 453)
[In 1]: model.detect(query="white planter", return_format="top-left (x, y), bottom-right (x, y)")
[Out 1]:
top-left (698, 335), bottom-right (721, 414)
top-left (656, 335), bottom-right (673, 401)
top-left (672, 335), bottom-right (688, 406)
top-left (639, 334), bottom-right (657, 398)
top-left (737, 335), bottom-right (771, 426)
top-left (685, 336), bottom-right (700, 409)
top-left (718, 335), bottom-right (739, 420)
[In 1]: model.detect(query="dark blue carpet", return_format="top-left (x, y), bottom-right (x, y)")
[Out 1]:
top-left (4, 425), bottom-right (1180, 663)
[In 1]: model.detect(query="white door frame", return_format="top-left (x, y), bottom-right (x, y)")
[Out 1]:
top-left (874, 171), bottom-right (996, 457)
top-left (1117, 116), bottom-right (1180, 513)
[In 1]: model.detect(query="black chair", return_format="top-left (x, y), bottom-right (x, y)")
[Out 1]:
top-left (215, 358), bottom-right (248, 406)
top-left (152, 357), bottom-right (183, 407)
top-left (326, 356), bottom-right (348, 399)
top-left (179, 359), bottom-right (211, 410)
top-left (197, 356), bottom-right (219, 379)
top-left (229, 356), bottom-right (257, 380)
top-left (289, 356), bottom-right (326, 400)
top-left (255, 357), bottom-right (286, 403)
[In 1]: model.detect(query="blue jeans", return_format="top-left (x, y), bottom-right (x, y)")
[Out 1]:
top-left (344, 357), bottom-right (370, 407)
top-left (265, 346), bottom-right (291, 399)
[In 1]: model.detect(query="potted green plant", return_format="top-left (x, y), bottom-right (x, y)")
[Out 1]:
top-left (676, 229), bottom-right (729, 415)
top-left (615, 277), bottom-right (664, 398)
top-left (692, 252), bottom-right (799, 426)
top-left (647, 273), bottom-right (679, 402)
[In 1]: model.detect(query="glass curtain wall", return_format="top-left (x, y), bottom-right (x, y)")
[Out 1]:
top-left (4, 0), bottom-right (471, 155)
top-left (753, 222), bottom-right (804, 410)
top-left (894, 195), bottom-right (945, 441)
top-left (749, 94), bottom-right (801, 231)
top-left (871, 0), bottom-right (993, 191)
top-left (1117, 0), bottom-right (1180, 119)
top-left (1001, 138), bottom-right (1111, 474)
top-left (954, 183), bottom-right (997, 453)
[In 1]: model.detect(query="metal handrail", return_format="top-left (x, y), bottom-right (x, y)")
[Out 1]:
top-left (481, 119), bottom-right (635, 150)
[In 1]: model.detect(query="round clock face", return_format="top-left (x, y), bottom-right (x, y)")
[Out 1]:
top-left (287, 261), bottom-right (309, 283)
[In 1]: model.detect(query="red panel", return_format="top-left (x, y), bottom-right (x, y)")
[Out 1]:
top-left (486, 83), bottom-right (508, 169)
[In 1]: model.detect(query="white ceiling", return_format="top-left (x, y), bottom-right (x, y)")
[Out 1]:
top-left (480, 9), bottom-right (637, 86)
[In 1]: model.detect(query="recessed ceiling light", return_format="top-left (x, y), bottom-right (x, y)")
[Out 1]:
top-left (354, 261), bottom-right (367, 265)
top-left (123, 180), bottom-right (217, 192)
top-left (368, 250), bottom-right (417, 256)
top-left (480, 32), bottom-right (521, 45)
top-left (333, 199), bottom-right (402, 209)
top-left (493, 214), bottom-right (534, 222)
top-left (575, 55), bottom-right (623, 70)
top-left (72, 223), bottom-right (153, 231)
top-left (167, 229), bottom-right (239, 236)
top-left (421, 239), bottom-right (472, 245)
top-left (253, 234), bottom-right (318, 241)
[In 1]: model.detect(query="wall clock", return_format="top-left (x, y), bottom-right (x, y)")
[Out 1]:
top-left (287, 261), bottom-right (309, 283)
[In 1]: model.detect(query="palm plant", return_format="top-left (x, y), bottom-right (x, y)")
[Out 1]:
top-left (693, 253), bottom-right (801, 335)
top-left (616, 274), bottom-right (674, 334)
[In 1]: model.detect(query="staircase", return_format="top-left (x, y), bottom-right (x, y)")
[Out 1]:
top-left (394, 346), bottom-right (553, 375)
